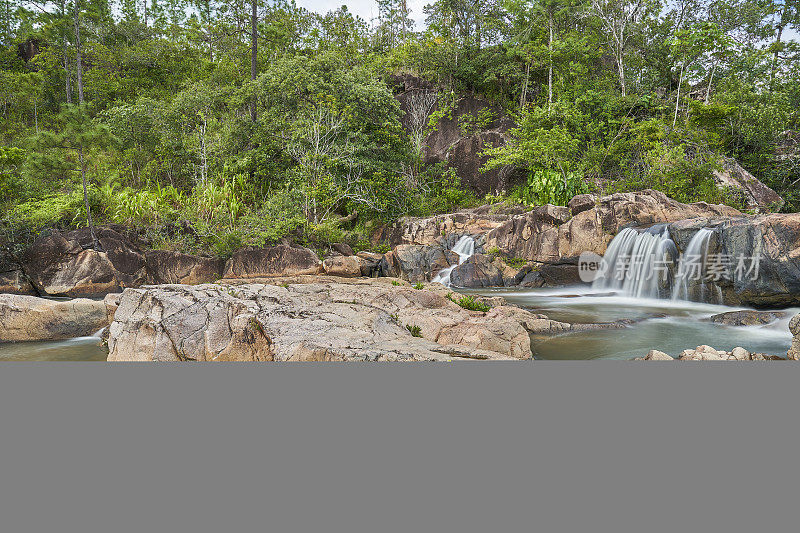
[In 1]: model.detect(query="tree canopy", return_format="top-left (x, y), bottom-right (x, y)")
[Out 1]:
top-left (2, 0), bottom-right (799, 255)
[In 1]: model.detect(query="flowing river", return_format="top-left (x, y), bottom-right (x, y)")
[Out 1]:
top-left (3, 225), bottom-right (795, 361)
top-left (466, 286), bottom-right (795, 360)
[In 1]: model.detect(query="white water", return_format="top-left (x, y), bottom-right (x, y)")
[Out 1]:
top-left (593, 226), bottom-right (678, 299)
top-left (432, 235), bottom-right (476, 287)
top-left (672, 229), bottom-right (722, 303)
top-left (466, 286), bottom-right (796, 360)
top-left (593, 225), bottom-right (724, 303)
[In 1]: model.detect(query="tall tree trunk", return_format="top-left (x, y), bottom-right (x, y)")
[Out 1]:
top-left (705, 62), bottom-right (716, 104)
top-left (251, 0), bottom-right (257, 122)
top-left (548, 10), bottom-right (554, 108)
top-left (770, 8), bottom-right (786, 92)
top-left (673, 63), bottom-right (684, 128)
top-left (61, 1), bottom-right (72, 103)
top-left (618, 52), bottom-right (626, 97)
top-left (73, 1), bottom-right (98, 249)
top-left (73, 2), bottom-right (84, 104)
top-left (520, 59), bottom-right (530, 108)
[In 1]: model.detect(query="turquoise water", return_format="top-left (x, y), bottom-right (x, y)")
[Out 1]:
top-left (0, 336), bottom-right (108, 361)
top-left (468, 287), bottom-right (796, 360)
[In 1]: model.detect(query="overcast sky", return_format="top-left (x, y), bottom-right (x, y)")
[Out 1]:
top-left (295, 1), bottom-right (428, 29)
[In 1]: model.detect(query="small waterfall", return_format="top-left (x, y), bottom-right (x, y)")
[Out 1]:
top-left (672, 229), bottom-right (723, 304)
top-left (593, 226), bottom-right (678, 299)
top-left (593, 225), bottom-right (727, 303)
top-left (432, 235), bottom-right (476, 287)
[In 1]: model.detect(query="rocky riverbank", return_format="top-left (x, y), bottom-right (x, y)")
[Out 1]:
top-left (4, 189), bottom-right (800, 306)
top-left (105, 277), bottom-right (583, 361)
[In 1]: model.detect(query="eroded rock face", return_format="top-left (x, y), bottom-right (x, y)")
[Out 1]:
top-left (485, 190), bottom-right (741, 264)
top-left (450, 255), bottom-right (509, 288)
top-left (0, 262), bottom-right (34, 295)
top-left (223, 245), bottom-right (322, 279)
top-left (107, 277), bottom-right (574, 362)
top-left (393, 75), bottom-right (518, 195)
top-left (377, 210), bottom-right (512, 248)
top-left (788, 315), bottom-right (800, 361)
top-left (16, 227), bottom-right (229, 297)
top-left (21, 227), bottom-right (148, 297)
top-left (712, 158), bottom-right (783, 211)
top-left (670, 214), bottom-right (800, 307)
top-left (322, 255), bottom-right (362, 278)
top-left (145, 250), bottom-right (223, 285)
top-left (0, 294), bottom-right (107, 341)
top-left (380, 245), bottom-right (457, 282)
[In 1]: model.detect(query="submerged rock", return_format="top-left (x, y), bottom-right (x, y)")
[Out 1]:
top-left (707, 310), bottom-right (788, 326)
top-left (0, 294), bottom-right (108, 341)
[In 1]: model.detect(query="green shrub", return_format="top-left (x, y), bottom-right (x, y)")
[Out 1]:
top-left (448, 294), bottom-right (491, 312)
top-left (510, 170), bottom-right (588, 207)
top-left (413, 282), bottom-right (424, 290)
top-left (406, 324), bottom-right (422, 337)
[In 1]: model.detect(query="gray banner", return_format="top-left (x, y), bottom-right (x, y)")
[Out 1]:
top-left (0, 362), bottom-right (798, 533)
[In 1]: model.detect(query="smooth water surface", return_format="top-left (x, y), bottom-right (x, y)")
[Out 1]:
top-left (0, 336), bottom-right (108, 361)
top-left (468, 286), bottom-right (795, 360)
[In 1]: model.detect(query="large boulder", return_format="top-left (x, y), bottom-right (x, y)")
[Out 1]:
top-left (449, 255), bottom-right (506, 288)
top-left (0, 294), bottom-right (108, 341)
top-left (322, 255), bottom-right (362, 278)
top-left (484, 190), bottom-right (741, 264)
top-left (712, 158), bottom-right (783, 211)
top-left (222, 245), bottom-right (322, 279)
top-left (20, 227), bottom-right (148, 297)
top-left (145, 250), bottom-right (223, 285)
top-left (107, 278), bottom-right (565, 361)
top-left (788, 315), bottom-right (800, 361)
top-left (376, 209), bottom-right (512, 247)
top-left (670, 214), bottom-right (800, 307)
top-left (0, 253), bottom-right (34, 295)
top-left (380, 244), bottom-right (457, 282)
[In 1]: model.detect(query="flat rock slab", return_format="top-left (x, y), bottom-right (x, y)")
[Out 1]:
top-left (107, 278), bottom-right (572, 361)
top-left (0, 294), bottom-right (108, 342)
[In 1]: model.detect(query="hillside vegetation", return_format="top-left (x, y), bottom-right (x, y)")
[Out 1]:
top-left (1, 0), bottom-right (799, 257)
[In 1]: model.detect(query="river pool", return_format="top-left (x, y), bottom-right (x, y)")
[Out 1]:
top-left (468, 286), bottom-right (796, 360)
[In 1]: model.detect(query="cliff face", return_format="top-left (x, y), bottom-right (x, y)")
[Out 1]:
top-left (391, 74), bottom-right (520, 195)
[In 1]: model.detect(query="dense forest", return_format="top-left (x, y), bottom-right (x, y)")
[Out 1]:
top-left (1, 0), bottom-right (799, 257)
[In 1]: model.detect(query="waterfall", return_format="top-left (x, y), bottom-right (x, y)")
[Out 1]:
top-left (593, 225), bottom-right (725, 303)
top-left (672, 229), bottom-right (723, 304)
top-left (592, 226), bottom-right (678, 299)
top-left (432, 235), bottom-right (476, 287)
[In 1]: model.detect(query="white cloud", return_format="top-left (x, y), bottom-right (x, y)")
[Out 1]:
top-left (295, 1), bottom-right (428, 29)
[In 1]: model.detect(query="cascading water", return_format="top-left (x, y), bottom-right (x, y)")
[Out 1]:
top-left (432, 235), bottom-right (476, 287)
top-left (593, 225), bottom-right (722, 303)
top-left (672, 228), bottom-right (723, 304)
top-left (592, 225), bottom-right (678, 299)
